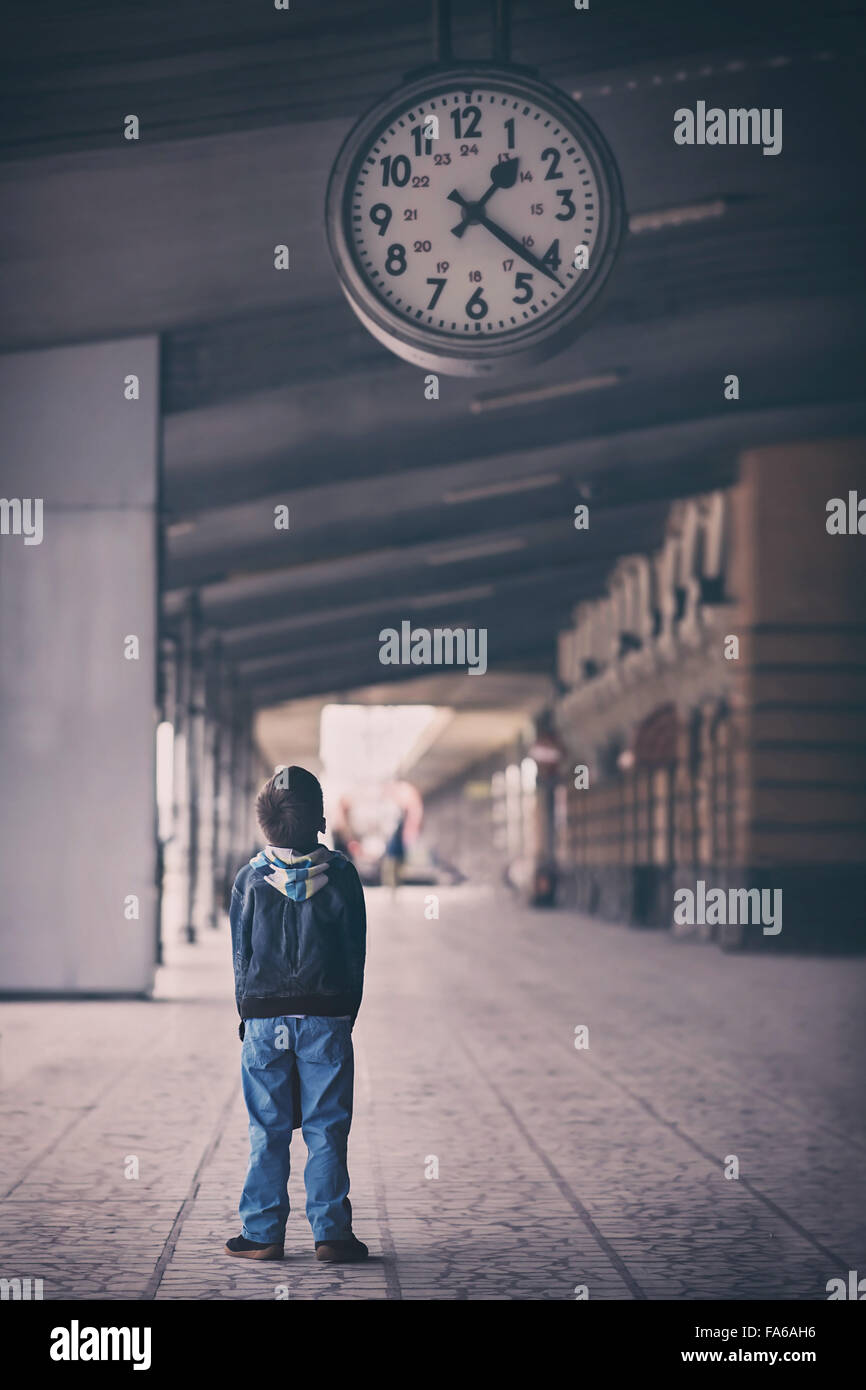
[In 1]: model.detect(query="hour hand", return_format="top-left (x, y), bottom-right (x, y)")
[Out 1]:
top-left (488, 156), bottom-right (518, 192)
top-left (448, 158), bottom-right (519, 238)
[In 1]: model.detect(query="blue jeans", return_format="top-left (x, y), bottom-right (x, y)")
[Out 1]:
top-left (239, 1015), bottom-right (354, 1244)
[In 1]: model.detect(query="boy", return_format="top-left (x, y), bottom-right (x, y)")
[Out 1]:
top-left (225, 765), bottom-right (368, 1263)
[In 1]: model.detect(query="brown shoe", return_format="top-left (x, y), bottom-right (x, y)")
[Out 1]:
top-left (225, 1235), bottom-right (284, 1260)
top-left (315, 1234), bottom-right (369, 1263)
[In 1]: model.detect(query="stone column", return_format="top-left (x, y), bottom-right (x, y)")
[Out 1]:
top-left (0, 338), bottom-right (159, 992)
top-left (724, 437), bottom-right (866, 948)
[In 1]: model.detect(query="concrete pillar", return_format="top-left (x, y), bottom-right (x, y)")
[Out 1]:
top-left (156, 635), bottom-right (181, 956)
top-left (0, 338), bottom-right (159, 993)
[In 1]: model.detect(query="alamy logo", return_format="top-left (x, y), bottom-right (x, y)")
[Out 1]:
top-left (826, 491), bottom-right (866, 535)
top-left (674, 102), bottom-right (782, 156)
top-left (0, 1276), bottom-right (43, 1299)
top-left (49, 1320), bottom-right (152, 1371)
top-left (379, 621), bottom-right (487, 675)
top-left (826, 1270), bottom-right (866, 1300)
top-left (673, 881), bottom-right (782, 935)
top-left (0, 497), bottom-right (43, 545)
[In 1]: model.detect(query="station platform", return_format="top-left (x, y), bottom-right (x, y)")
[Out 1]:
top-left (0, 885), bottom-right (862, 1301)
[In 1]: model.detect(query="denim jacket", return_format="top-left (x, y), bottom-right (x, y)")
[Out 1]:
top-left (230, 849), bottom-right (366, 1036)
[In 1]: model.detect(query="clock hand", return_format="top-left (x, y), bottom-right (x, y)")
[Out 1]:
top-left (449, 157), bottom-right (518, 239)
top-left (478, 155), bottom-right (519, 206)
top-left (448, 189), bottom-right (560, 284)
top-left (473, 211), bottom-right (565, 288)
top-left (447, 188), bottom-right (472, 235)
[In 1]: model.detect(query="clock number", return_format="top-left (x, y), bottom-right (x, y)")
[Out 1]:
top-left (465, 286), bottom-right (488, 320)
top-left (435, 260), bottom-right (449, 273)
top-left (468, 270), bottom-right (482, 283)
top-left (512, 272), bottom-right (534, 305)
top-left (541, 147), bottom-right (563, 180)
top-left (369, 203), bottom-right (392, 237)
top-left (541, 238), bottom-right (561, 272)
top-left (530, 203), bottom-right (544, 216)
top-left (411, 175), bottom-right (430, 188)
top-left (380, 154), bottom-right (411, 187)
top-left (433, 152), bottom-right (452, 166)
top-left (410, 125), bottom-right (433, 156)
top-left (385, 243), bottom-right (407, 275)
top-left (425, 277), bottom-right (447, 310)
top-left (501, 258), bottom-right (514, 271)
top-left (555, 188), bottom-right (577, 221)
top-left (413, 239), bottom-right (432, 253)
top-left (450, 105), bottom-right (483, 140)
top-left (504, 117), bottom-right (516, 150)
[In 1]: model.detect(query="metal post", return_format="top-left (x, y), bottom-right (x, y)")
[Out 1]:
top-left (182, 595), bottom-right (202, 943)
top-left (492, 0), bottom-right (511, 64)
top-left (210, 641), bottom-right (230, 925)
top-left (202, 635), bottom-right (222, 929)
top-left (432, 0), bottom-right (452, 63)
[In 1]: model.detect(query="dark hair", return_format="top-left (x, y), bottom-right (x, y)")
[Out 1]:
top-left (256, 766), bottom-right (324, 848)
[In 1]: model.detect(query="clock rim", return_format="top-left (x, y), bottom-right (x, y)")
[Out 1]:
top-left (325, 63), bottom-right (626, 376)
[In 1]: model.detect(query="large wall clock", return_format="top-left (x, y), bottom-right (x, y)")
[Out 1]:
top-left (326, 63), bottom-right (625, 377)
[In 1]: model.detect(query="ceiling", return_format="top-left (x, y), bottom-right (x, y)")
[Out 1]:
top-left (2, 0), bottom-right (865, 791)
top-left (253, 672), bottom-right (551, 795)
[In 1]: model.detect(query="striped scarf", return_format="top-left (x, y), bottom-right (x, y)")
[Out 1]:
top-left (249, 845), bottom-right (334, 901)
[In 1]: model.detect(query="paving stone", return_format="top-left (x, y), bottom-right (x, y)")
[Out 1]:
top-left (0, 885), bottom-right (863, 1300)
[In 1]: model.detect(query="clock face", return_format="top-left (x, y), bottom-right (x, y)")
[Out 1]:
top-left (327, 67), bottom-right (624, 375)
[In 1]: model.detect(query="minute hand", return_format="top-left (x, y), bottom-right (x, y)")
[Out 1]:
top-left (476, 213), bottom-right (564, 288)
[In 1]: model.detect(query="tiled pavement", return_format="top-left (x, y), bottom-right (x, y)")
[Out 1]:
top-left (1, 884), bottom-right (864, 1301)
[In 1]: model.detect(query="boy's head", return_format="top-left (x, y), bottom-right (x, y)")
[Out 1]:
top-left (256, 766), bottom-right (325, 851)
